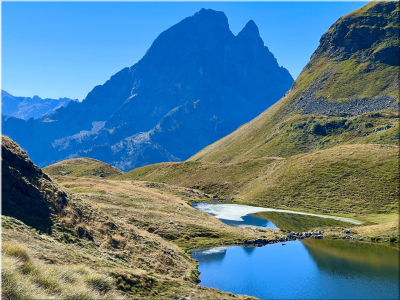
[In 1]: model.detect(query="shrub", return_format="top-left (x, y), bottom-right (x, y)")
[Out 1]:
top-left (84, 274), bottom-right (114, 294)
top-left (310, 123), bottom-right (326, 135)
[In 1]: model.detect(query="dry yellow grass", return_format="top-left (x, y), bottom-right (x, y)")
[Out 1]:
top-left (2, 135), bottom-right (262, 299)
top-left (51, 175), bottom-right (283, 250)
top-left (1, 224), bottom-right (258, 300)
top-left (44, 158), bottom-right (123, 177)
top-left (2, 242), bottom-right (125, 300)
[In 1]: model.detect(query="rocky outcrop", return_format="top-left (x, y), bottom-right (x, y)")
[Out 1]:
top-left (1, 135), bottom-right (68, 232)
top-left (286, 1), bottom-right (399, 116)
top-left (2, 9), bottom-right (293, 171)
top-left (312, 2), bottom-right (399, 65)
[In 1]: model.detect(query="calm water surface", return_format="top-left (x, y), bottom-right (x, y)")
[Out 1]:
top-left (192, 240), bottom-right (399, 299)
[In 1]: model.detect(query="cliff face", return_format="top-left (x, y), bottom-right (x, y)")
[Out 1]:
top-left (2, 8), bottom-right (293, 171)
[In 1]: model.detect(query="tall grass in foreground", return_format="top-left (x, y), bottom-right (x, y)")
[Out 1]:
top-left (1, 242), bottom-right (124, 300)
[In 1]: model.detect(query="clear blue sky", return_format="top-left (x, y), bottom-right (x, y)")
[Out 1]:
top-left (2, 2), bottom-right (367, 100)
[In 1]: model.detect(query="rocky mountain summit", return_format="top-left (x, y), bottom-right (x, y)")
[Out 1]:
top-left (1, 90), bottom-right (77, 120)
top-left (2, 8), bottom-right (293, 171)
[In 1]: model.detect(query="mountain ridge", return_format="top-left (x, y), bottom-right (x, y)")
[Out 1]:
top-left (1, 90), bottom-right (77, 120)
top-left (2, 8), bottom-right (293, 171)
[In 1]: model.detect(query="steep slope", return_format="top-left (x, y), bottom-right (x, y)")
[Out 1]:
top-left (2, 135), bottom-right (273, 299)
top-left (1, 90), bottom-right (76, 120)
top-left (190, 1), bottom-right (399, 164)
top-left (121, 2), bottom-right (399, 223)
top-left (2, 8), bottom-right (293, 171)
top-left (44, 158), bottom-right (123, 177)
top-left (2, 135), bottom-right (68, 231)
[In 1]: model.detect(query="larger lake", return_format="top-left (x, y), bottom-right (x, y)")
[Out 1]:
top-left (191, 202), bottom-right (399, 299)
top-left (191, 240), bottom-right (399, 299)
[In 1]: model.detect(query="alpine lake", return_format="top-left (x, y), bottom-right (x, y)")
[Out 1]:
top-left (191, 202), bottom-right (399, 299)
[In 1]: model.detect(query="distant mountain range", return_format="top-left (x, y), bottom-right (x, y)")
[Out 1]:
top-left (2, 8), bottom-right (293, 171)
top-left (1, 90), bottom-right (77, 120)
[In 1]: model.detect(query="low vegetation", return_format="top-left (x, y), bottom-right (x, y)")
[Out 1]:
top-left (51, 176), bottom-right (283, 251)
top-left (1, 135), bottom-right (263, 299)
top-left (43, 158), bottom-right (124, 178)
top-left (189, 109), bottom-right (399, 165)
top-left (121, 144), bottom-right (399, 216)
top-left (2, 242), bottom-right (123, 300)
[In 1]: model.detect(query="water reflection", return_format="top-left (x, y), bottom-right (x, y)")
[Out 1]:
top-left (192, 247), bottom-right (227, 263)
top-left (253, 211), bottom-right (353, 231)
top-left (219, 214), bottom-right (278, 229)
top-left (242, 246), bottom-right (256, 256)
top-left (192, 240), bottom-right (399, 299)
top-left (303, 239), bottom-right (399, 278)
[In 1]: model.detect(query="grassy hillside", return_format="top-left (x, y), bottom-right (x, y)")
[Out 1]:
top-left (190, 109), bottom-right (399, 164)
top-left (44, 157), bottom-right (124, 177)
top-left (118, 157), bottom-right (281, 196)
top-left (122, 144), bottom-right (399, 216)
top-left (2, 136), bottom-right (268, 299)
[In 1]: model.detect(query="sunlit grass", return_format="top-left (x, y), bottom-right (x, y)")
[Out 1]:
top-left (1, 242), bottom-right (124, 300)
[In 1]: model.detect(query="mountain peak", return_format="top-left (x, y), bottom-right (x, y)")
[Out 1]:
top-left (192, 8), bottom-right (230, 31)
top-left (238, 20), bottom-right (261, 38)
top-left (196, 8), bottom-right (226, 19)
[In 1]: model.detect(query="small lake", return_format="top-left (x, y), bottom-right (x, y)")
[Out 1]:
top-left (192, 202), bottom-right (361, 231)
top-left (191, 240), bottom-right (399, 299)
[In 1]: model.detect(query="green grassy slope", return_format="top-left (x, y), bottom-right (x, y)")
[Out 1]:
top-left (122, 144), bottom-right (399, 215)
top-left (44, 158), bottom-right (124, 177)
top-left (190, 109), bottom-right (399, 164)
top-left (118, 157), bottom-right (281, 196)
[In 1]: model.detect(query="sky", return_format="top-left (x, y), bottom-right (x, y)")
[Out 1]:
top-left (1, 1), bottom-right (367, 100)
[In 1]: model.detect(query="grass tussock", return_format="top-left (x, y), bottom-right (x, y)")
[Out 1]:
top-left (1, 242), bottom-right (124, 300)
